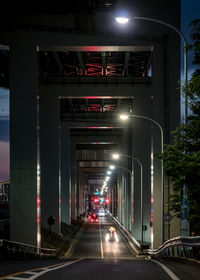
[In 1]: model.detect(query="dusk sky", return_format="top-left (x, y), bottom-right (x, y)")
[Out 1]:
top-left (0, 1), bottom-right (200, 182)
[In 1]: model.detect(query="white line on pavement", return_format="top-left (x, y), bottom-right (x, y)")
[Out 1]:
top-left (151, 260), bottom-right (180, 280)
top-left (3, 258), bottom-right (84, 280)
top-left (99, 220), bottom-right (104, 259)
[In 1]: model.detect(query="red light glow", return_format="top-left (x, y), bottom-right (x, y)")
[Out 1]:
top-left (105, 199), bottom-right (110, 204)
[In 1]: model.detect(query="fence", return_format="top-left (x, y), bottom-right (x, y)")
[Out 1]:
top-left (0, 239), bottom-right (56, 257)
top-left (148, 236), bottom-right (200, 259)
top-left (109, 212), bottom-right (142, 253)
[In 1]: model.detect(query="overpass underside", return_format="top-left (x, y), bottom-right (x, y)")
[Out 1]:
top-left (38, 46), bottom-right (157, 249)
top-left (0, 3), bottom-right (181, 250)
top-left (8, 44), bottom-right (164, 249)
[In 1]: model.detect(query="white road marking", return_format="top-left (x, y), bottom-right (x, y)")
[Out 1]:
top-left (2, 258), bottom-right (84, 280)
top-left (151, 260), bottom-right (180, 280)
top-left (99, 219), bottom-right (104, 259)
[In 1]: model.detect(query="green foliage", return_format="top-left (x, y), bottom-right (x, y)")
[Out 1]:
top-left (158, 19), bottom-right (200, 234)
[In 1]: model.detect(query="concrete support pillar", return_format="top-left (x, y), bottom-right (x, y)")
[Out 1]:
top-left (117, 177), bottom-right (121, 223)
top-left (151, 44), bottom-right (165, 248)
top-left (122, 126), bottom-right (132, 231)
top-left (71, 143), bottom-right (77, 220)
top-left (79, 169), bottom-right (86, 215)
top-left (10, 39), bottom-right (39, 246)
top-left (40, 92), bottom-right (60, 235)
top-left (60, 123), bottom-right (71, 225)
top-left (121, 176), bottom-right (125, 226)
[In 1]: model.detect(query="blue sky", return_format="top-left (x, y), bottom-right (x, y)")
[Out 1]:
top-left (181, 0), bottom-right (200, 77)
top-left (0, 1), bottom-right (200, 181)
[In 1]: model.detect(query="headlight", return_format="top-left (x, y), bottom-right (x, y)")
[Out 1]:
top-left (105, 233), bottom-right (110, 242)
top-left (114, 233), bottom-right (119, 242)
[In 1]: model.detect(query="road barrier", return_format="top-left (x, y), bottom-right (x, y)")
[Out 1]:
top-left (148, 236), bottom-right (200, 259)
top-left (0, 239), bottom-right (56, 257)
top-left (109, 212), bottom-right (142, 254)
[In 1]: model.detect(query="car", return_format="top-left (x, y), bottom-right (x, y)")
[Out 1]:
top-left (88, 213), bottom-right (98, 223)
top-left (105, 227), bottom-right (119, 242)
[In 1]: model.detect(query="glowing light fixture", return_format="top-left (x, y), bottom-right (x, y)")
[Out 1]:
top-left (109, 165), bottom-right (115, 170)
top-left (119, 114), bottom-right (129, 120)
top-left (107, 170), bottom-right (112, 175)
top-left (112, 153), bottom-right (120, 160)
top-left (115, 17), bottom-right (129, 24)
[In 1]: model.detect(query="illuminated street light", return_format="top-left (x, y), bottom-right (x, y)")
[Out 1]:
top-left (107, 170), bottom-right (112, 175)
top-left (119, 114), bottom-right (129, 120)
top-left (115, 17), bottom-right (129, 24)
top-left (116, 13), bottom-right (189, 237)
top-left (112, 153), bottom-right (120, 160)
top-left (120, 113), bottom-right (164, 243)
top-left (109, 165), bottom-right (116, 170)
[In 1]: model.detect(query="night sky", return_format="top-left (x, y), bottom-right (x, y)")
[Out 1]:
top-left (0, 0), bottom-right (200, 181)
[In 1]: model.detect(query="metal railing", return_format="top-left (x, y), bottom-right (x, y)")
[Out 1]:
top-left (0, 239), bottom-right (56, 257)
top-left (148, 236), bottom-right (200, 259)
top-left (109, 212), bottom-right (142, 254)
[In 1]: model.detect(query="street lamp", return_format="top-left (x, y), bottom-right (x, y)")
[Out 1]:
top-left (112, 153), bottom-right (144, 252)
top-left (115, 15), bottom-right (189, 236)
top-left (120, 113), bottom-right (164, 243)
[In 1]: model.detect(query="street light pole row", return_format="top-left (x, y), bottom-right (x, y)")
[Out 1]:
top-left (116, 13), bottom-right (189, 237)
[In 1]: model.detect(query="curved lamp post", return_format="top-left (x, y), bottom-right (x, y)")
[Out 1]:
top-left (120, 113), bottom-right (164, 243)
top-left (112, 153), bottom-right (144, 252)
top-left (116, 15), bottom-right (189, 237)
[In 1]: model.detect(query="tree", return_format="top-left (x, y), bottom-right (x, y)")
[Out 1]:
top-left (159, 19), bottom-right (200, 234)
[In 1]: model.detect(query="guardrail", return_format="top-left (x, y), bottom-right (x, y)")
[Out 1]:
top-left (0, 239), bottom-right (56, 257)
top-left (109, 212), bottom-right (142, 254)
top-left (148, 236), bottom-right (200, 259)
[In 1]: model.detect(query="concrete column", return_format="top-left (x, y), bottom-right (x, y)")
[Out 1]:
top-left (60, 123), bottom-right (71, 225)
top-left (121, 176), bottom-right (125, 226)
top-left (151, 44), bottom-right (164, 248)
top-left (79, 169), bottom-right (86, 215)
top-left (117, 178), bottom-right (121, 223)
top-left (71, 142), bottom-right (77, 220)
top-left (10, 39), bottom-right (39, 246)
top-left (122, 126), bottom-right (132, 231)
top-left (40, 91), bottom-right (60, 235)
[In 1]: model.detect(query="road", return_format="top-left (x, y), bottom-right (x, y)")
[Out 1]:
top-left (69, 214), bottom-right (134, 259)
top-left (1, 213), bottom-right (200, 280)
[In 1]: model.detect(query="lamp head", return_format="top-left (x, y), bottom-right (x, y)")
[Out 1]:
top-left (109, 165), bottom-right (115, 170)
top-left (119, 113), bottom-right (129, 120)
top-left (112, 153), bottom-right (120, 160)
top-left (115, 17), bottom-right (129, 24)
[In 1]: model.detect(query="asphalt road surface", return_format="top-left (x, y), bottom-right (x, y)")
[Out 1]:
top-left (69, 214), bottom-right (134, 259)
top-left (1, 213), bottom-right (200, 280)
